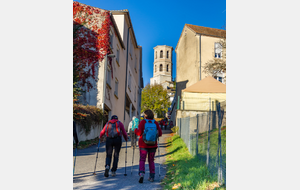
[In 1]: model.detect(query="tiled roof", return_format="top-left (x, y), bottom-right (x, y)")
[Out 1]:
top-left (186, 24), bottom-right (226, 38)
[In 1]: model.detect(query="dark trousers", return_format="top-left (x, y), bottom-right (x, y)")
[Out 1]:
top-left (105, 136), bottom-right (122, 172)
top-left (130, 129), bottom-right (137, 148)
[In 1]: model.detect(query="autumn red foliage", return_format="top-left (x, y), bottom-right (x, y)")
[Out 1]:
top-left (73, 2), bottom-right (112, 123)
top-left (73, 1), bottom-right (112, 91)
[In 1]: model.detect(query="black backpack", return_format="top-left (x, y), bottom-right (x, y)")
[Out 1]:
top-left (105, 120), bottom-right (121, 138)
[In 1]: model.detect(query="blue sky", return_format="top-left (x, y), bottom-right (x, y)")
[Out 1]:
top-left (75, 0), bottom-right (226, 87)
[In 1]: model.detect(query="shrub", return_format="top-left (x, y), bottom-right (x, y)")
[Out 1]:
top-left (171, 126), bottom-right (179, 133)
top-left (73, 104), bottom-right (106, 135)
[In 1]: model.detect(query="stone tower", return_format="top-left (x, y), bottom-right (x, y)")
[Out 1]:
top-left (150, 45), bottom-right (173, 89)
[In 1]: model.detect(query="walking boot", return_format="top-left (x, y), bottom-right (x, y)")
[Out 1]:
top-left (138, 172), bottom-right (144, 183)
top-left (104, 165), bottom-right (109, 177)
top-left (148, 173), bottom-right (155, 182)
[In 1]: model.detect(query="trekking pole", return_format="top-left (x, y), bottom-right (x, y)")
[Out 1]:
top-left (124, 140), bottom-right (128, 176)
top-left (73, 144), bottom-right (78, 176)
top-left (93, 138), bottom-right (101, 175)
top-left (158, 138), bottom-right (161, 177)
top-left (131, 143), bottom-right (135, 175)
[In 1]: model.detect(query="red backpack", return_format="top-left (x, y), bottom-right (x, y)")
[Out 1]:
top-left (105, 120), bottom-right (121, 138)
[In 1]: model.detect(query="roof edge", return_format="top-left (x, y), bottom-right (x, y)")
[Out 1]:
top-left (111, 10), bottom-right (139, 49)
top-left (110, 14), bottom-right (125, 49)
top-left (186, 24), bottom-right (226, 38)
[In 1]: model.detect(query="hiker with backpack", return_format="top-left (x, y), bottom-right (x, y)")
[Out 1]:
top-left (164, 118), bottom-right (168, 130)
top-left (128, 116), bottom-right (139, 148)
top-left (159, 119), bottom-right (163, 130)
top-left (99, 115), bottom-right (128, 177)
top-left (169, 120), bottom-right (173, 129)
top-left (134, 109), bottom-right (162, 183)
top-left (160, 119), bottom-right (164, 130)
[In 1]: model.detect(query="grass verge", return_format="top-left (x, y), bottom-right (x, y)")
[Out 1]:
top-left (73, 137), bottom-right (103, 149)
top-left (161, 135), bottom-right (225, 190)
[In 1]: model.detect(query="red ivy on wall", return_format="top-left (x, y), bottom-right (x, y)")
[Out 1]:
top-left (73, 1), bottom-right (112, 91)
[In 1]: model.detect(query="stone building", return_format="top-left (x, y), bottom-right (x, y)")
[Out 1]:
top-left (150, 45), bottom-right (174, 102)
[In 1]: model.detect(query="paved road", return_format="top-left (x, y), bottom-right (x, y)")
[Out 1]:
top-left (73, 129), bottom-right (172, 190)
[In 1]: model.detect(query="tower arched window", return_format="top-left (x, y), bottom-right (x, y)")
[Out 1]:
top-left (167, 51), bottom-right (169, 58)
top-left (155, 65), bottom-right (157, 72)
top-left (159, 64), bottom-right (163, 71)
top-left (160, 50), bottom-right (163, 58)
top-left (167, 64), bottom-right (169, 72)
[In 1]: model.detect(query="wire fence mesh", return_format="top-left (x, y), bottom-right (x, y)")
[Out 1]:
top-left (176, 100), bottom-right (226, 186)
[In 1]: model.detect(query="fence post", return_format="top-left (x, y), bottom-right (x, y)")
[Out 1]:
top-left (188, 117), bottom-right (190, 153)
top-left (180, 118), bottom-right (182, 137)
top-left (217, 102), bottom-right (224, 186)
top-left (207, 98), bottom-right (211, 167)
top-left (196, 114), bottom-right (199, 157)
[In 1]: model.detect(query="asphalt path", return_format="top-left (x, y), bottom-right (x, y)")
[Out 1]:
top-left (73, 129), bottom-right (172, 190)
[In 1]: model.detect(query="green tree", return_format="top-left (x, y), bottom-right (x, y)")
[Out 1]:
top-left (141, 84), bottom-right (171, 118)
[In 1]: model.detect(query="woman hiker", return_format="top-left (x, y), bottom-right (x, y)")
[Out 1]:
top-left (128, 116), bottom-right (139, 148)
top-left (99, 115), bottom-right (128, 177)
top-left (134, 109), bottom-right (162, 183)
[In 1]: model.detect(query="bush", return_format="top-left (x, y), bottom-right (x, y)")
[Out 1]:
top-left (73, 104), bottom-right (106, 135)
top-left (171, 126), bottom-right (179, 133)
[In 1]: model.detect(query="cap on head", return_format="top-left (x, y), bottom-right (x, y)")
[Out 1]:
top-left (111, 115), bottom-right (118, 120)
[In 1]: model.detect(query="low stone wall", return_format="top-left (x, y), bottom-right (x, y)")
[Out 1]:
top-left (74, 122), bottom-right (102, 143)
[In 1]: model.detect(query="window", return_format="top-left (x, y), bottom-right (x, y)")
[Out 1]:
top-left (109, 30), bottom-right (113, 48)
top-left (114, 79), bottom-right (119, 97)
top-left (107, 66), bottom-right (111, 87)
top-left (160, 50), bottom-right (163, 58)
top-left (116, 48), bottom-right (120, 64)
top-left (129, 37), bottom-right (133, 59)
top-left (167, 64), bottom-right (169, 72)
top-left (155, 65), bottom-right (157, 72)
top-left (128, 72), bottom-right (131, 90)
top-left (167, 51), bottom-right (169, 58)
top-left (214, 76), bottom-right (223, 83)
top-left (134, 86), bottom-right (136, 101)
top-left (214, 42), bottom-right (222, 58)
top-left (159, 64), bottom-right (163, 71)
top-left (135, 57), bottom-right (137, 71)
top-left (130, 43), bottom-right (132, 57)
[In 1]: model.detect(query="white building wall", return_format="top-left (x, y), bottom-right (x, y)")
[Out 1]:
top-left (112, 11), bottom-right (141, 128)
